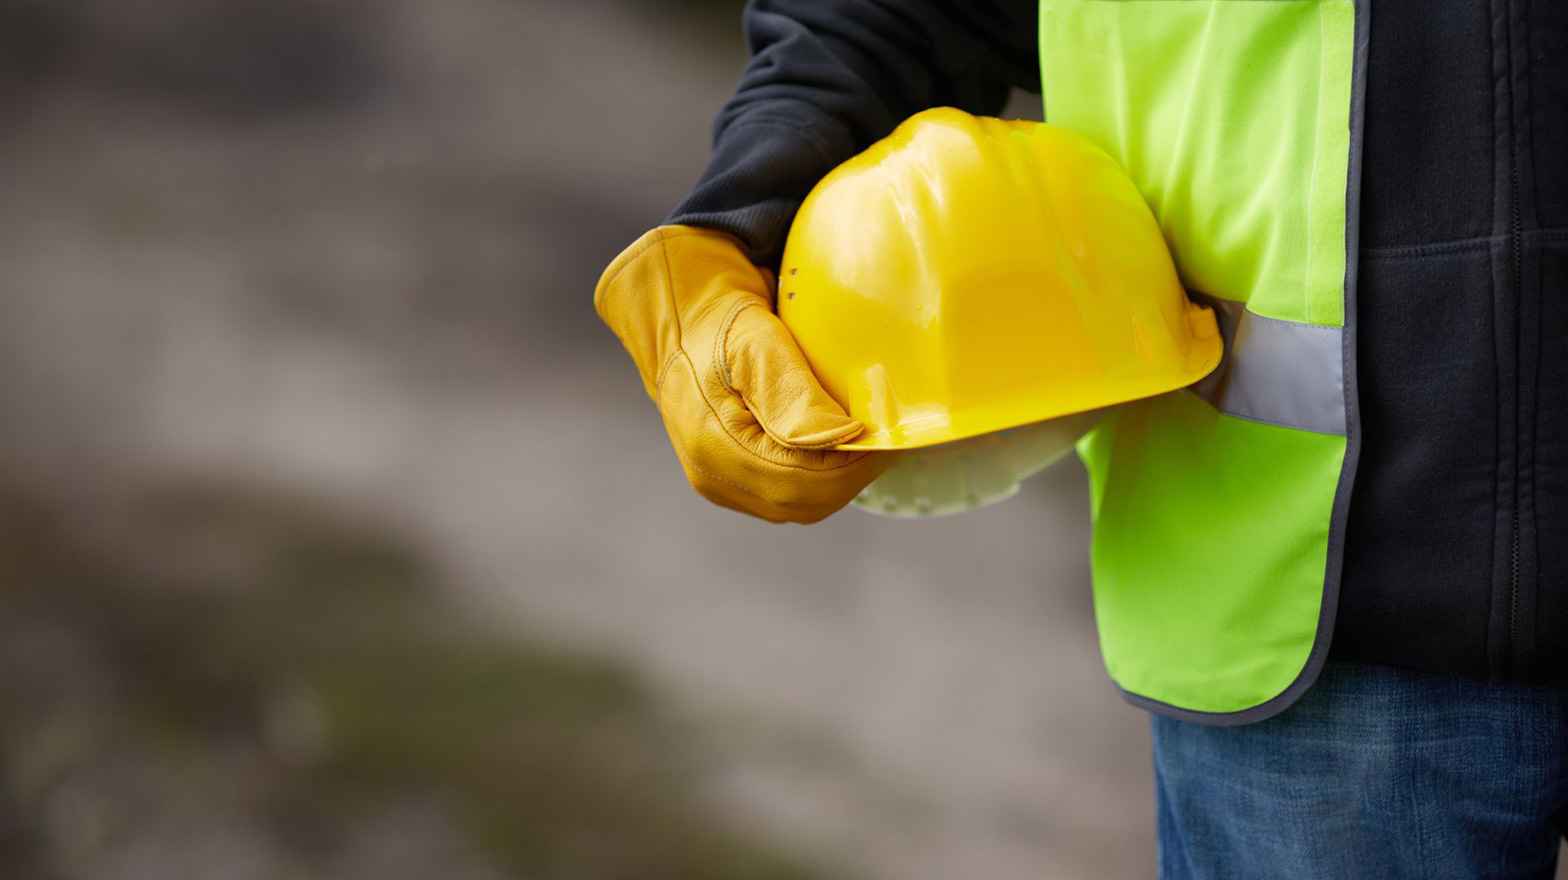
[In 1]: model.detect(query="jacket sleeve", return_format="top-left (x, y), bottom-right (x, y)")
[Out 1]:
top-left (668, 0), bottom-right (1040, 268)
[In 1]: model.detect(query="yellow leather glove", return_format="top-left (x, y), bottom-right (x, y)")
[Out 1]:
top-left (595, 226), bottom-right (892, 523)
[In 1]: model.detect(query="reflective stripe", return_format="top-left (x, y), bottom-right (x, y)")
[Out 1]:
top-left (1189, 296), bottom-right (1347, 436)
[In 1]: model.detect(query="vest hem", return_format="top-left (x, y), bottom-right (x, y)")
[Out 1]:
top-left (1110, 0), bottom-right (1370, 728)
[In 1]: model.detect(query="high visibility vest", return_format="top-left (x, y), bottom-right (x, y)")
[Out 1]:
top-left (1041, 0), bottom-right (1368, 723)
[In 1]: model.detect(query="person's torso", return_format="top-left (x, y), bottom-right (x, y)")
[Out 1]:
top-left (1038, 0), bottom-right (1567, 722)
top-left (1337, 0), bottom-right (1568, 681)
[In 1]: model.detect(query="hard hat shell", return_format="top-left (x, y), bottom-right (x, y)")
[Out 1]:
top-left (778, 108), bottom-right (1222, 451)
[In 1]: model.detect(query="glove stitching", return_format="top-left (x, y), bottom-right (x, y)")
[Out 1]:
top-left (685, 461), bottom-right (853, 520)
top-left (671, 351), bottom-right (876, 474)
top-left (745, 396), bottom-right (861, 449)
top-left (686, 462), bottom-right (773, 501)
top-left (741, 389), bottom-right (863, 451)
top-left (654, 350), bottom-right (683, 395)
top-left (654, 228), bottom-right (692, 384)
top-left (715, 300), bottom-right (862, 451)
top-left (683, 349), bottom-right (884, 473)
top-left (769, 432), bottom-right (853, 451)
top-left (715, 299), bottom-right (761, 392)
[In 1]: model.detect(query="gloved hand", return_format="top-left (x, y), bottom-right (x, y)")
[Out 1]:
top-left (595, 226), bottom-right (892, 523)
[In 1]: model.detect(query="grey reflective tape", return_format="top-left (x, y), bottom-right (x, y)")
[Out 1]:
top-left (1188, 296), bottom-right (1347, 436)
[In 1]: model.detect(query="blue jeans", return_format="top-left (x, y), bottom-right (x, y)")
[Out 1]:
top-left (1153, 662), bottom-right (1568, 880)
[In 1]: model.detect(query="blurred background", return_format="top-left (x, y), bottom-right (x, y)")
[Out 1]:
top-left (0, 1), bottom-right (1157, 878)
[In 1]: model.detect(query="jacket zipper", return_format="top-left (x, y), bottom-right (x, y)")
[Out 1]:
top-left (1505, 142), bottom-right (1517, 652)
top-left (1505, 49), bottom-right (1523, 661)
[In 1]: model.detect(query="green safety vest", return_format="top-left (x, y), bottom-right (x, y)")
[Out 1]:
top-left (1041, 0), bottom-right (1368, 722)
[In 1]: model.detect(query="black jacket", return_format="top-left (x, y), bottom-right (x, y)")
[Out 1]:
top-left (671, 0), bottom-right (1568, 683)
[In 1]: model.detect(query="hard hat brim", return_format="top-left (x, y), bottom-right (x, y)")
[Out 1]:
top-left (833, 332), bottom-right (1223, 451)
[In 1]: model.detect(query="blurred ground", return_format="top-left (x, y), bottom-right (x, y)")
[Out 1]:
top-left (0, 484), bottom-right (838, 880)
top-left (0, 1), bottom-right (1154, 878)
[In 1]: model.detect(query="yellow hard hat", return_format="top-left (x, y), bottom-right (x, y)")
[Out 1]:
top-left (778, 107), bottom-right (1222, 451)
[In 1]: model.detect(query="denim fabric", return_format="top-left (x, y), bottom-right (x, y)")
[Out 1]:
top-left (1152, 663), bottom-right (1568, 880)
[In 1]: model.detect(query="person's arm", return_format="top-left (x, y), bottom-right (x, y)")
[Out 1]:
top-left (672, 0), bottom-right (1040, 267)
top-left (596, 0), bottom-right (1038, 523)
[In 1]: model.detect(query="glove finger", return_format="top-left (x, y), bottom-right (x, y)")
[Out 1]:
top-left (720, 302), bottom-right (864, 450)
top-left (661, 355), bottom-right (892, 523)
